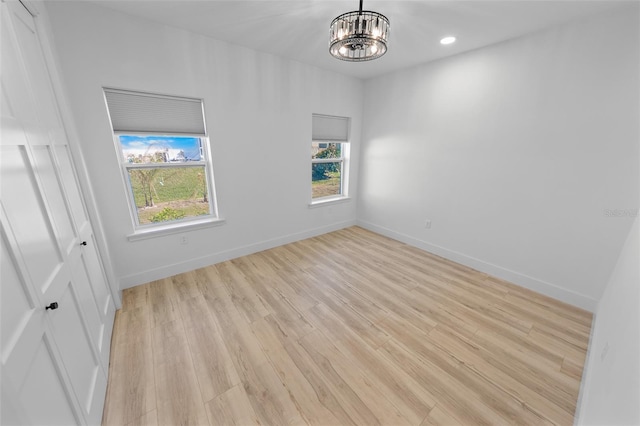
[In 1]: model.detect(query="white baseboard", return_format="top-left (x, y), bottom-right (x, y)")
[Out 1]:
top-left (357, 219), bottom-right (598, 312)
top-left (118, 220), bottom-right (357, 290)
top-left (118, 217), bottom-right (598, 311)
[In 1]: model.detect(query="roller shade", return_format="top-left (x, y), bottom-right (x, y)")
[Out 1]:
top-left (312, 114), bottom-right (349, 142)
top-left (104, 88), bottom-right (206, 135)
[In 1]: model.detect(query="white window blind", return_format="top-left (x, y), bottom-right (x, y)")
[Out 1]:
top-left (312, 114), bottom-right (349, 142)
top-left (104, 88), bottom-right (206, 135)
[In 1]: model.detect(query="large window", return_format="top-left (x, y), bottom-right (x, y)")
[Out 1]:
top-left (104, 89), bottom-right (218, 228)
top-left (311, 114), bottom-right (350, 202)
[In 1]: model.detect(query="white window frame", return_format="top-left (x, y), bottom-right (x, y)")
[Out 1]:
top-left (311, 142), bottom-right (350, 202)
top-left (104, 88), bottom-right (223, 239)
top-left (113, 132), bottom-right (219, 230)
top-left (310, 114), bottom-right (351, 206)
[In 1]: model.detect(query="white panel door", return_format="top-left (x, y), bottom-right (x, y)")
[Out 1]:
top-left (1, 1), bottom-right (114, 424)
top-left (1, 229), bottom-right (81, 426)
top-left (7, 0), bottom-right (117, 371)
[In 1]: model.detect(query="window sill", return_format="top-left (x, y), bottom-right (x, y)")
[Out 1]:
top-left (308, 196), bottom-right (351, 208)
top-left (127, 217), bottom-right (226, 242)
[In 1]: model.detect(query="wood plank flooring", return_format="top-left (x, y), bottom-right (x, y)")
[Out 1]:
top-left (102, 226), bottom-right (592, 426)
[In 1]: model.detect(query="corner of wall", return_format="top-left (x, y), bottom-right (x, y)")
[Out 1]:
top-left (575, 218), bottom-right (640, 424)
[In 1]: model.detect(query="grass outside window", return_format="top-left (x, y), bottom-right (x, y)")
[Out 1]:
top-left (127, 166), bottom-right (210, 225)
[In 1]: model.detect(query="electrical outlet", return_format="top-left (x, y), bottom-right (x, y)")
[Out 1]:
top-left (601, 342), bottom-right (609, 361)
top-left (424, 219), bottom-right (432, 229)
top-left (180, 236), bottom-right (188, 245)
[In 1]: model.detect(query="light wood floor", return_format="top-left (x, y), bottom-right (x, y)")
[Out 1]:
top-left (103, 226), bottom-right (593, 426)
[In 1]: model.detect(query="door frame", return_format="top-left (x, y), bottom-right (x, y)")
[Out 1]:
top-left (20, 0), bottom-right (122, 309)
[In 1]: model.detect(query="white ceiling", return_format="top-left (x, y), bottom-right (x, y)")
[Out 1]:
top-left (91, 0), bottom-right (625, 80)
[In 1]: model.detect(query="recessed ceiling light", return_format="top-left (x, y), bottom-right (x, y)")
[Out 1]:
top-left (440, 36), bottom-right (456, 45)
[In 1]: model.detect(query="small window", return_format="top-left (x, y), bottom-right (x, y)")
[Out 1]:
top-left (105, 89), bottom-right (218, 228)
top-left (311, 114), bottom-right (350, 202)
top-left (312, 142), bottom-right (345, 199)
top-left (118, 135), bottom-right (213, 225)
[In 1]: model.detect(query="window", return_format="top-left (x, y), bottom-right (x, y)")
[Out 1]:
top-left (311, 114), bottom-right (350, 202)
top-left (104, 88), bottom-right (218, 228)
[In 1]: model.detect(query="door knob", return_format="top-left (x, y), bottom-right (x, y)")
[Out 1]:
top-left (80, 241), bottom-right (87, 246)
top-left (45, 302), bottom-right (59, 310)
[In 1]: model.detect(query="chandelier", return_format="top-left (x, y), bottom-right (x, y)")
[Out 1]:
top-left (329, 0), bottom-right (390, 61)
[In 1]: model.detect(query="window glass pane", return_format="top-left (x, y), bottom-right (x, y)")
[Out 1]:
top-left (311, 142), bottom-right (341, 159)
top-left (312, 162), bottom-right (342, 199)
top-left (127, 166), bottom-right (210, 225)
top-left (120, 135), bottom-right (203, 163)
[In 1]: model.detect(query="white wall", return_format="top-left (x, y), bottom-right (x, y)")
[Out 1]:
top-left (45, 1), bottom-right (363, 288)
top-left (358, 6), bottom-right (639, 311)
top-left (576, 216), bottom-right (639, 425)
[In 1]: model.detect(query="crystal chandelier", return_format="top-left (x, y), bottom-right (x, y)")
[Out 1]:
top-left (329, 0), bottom-right (390, 61)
